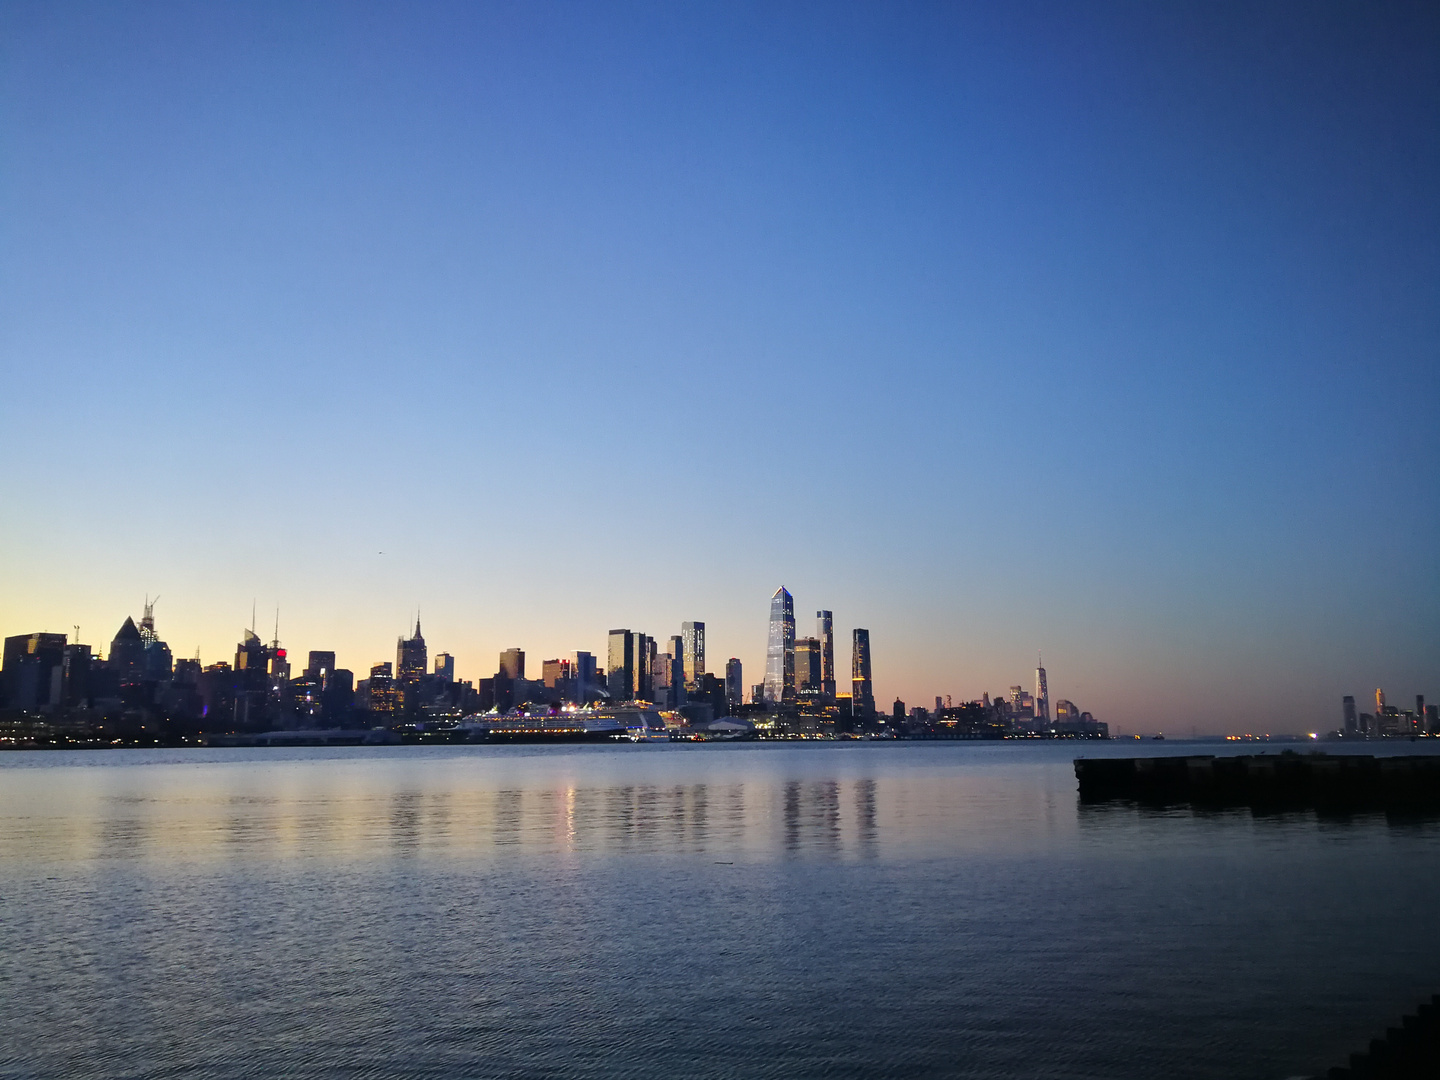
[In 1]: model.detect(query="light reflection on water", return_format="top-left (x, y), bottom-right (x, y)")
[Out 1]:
top-left (2, 741), bottom-right (1439, 1080)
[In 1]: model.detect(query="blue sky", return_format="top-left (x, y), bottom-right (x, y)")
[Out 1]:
top-left (2, 1), bottom-right (1436, 733)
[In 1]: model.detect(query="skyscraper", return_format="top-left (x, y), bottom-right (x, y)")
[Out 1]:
top-left (851, 629), bottom-right (874, 718)
top-left (306, 651), bottom-right (337, 680)
top-left (795, 637), bottom-right (821, 693)
top-left (2, 632), bottom-right (67, 709)
top-left (499, 647), bottom-right (525, 681)
top-left (608, 630), bottom-right (636, 700)
top-left (1342, 695), bottom-right (1357, 733)
top-left (637, 633), bottom-right (654, 700)
top-left (1035, 655), bottom-right (1050, 724)
top-left (763, 587), bottom-right (795, 705)
top-left (817, 611), bottom-right (835, 698)
top-left (572, 651), bottom-right (597, 700)
top-left (397, 619), bottom-right (427, 683)
top-left (725, 658), bottom-right (742, 711)
top-left (110, 618), bottom-right (147, 685)
top-left (435, 653), bottom-right (455, 682)
top-left (681, 621), bottom-right (705, 688)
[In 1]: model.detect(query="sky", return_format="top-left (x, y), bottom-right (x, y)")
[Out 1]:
top-left (1, 0), bottom-right (1436, 735)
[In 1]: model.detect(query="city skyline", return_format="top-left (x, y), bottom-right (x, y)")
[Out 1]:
top-left (1, 3), bottom-right (1436, 735)
top-left (6, 586), bottom-right (1434, 738)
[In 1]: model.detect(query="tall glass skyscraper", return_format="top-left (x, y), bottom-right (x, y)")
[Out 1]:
top-left (851, 628), bottom-right (874, 718)
top-left (681, 621), bottom-right (705, 688)
top-left (1035, 655), bottom-right (1049, 724)
top-left (816, 611), bottom-right (835, 698)
top-left (763, 587), bottom-right (795, 705)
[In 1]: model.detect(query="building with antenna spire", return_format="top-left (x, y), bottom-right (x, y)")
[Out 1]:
top-left (1035, 655), bottom-right (1049, 724)
top-left (396, 617), bottom-right (427, 684)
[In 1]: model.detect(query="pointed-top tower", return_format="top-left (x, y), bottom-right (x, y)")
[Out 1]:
top-left (1035, 654), bottom-right (1049, 724)
top-left (763, 587), bottom-right (796, 705)
top-left (397, 616), bottom-right (428, 683)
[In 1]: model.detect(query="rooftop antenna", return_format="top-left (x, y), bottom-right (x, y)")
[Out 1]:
top-left (251, 599), bottom-right (256, 635)
top-left (273, 608), bottom-right (280, 650)
top-left (74, 624), bottom-right (80, 645)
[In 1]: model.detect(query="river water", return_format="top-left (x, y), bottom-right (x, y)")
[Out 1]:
top-left (2, 740), bottom-right (1438, 1079)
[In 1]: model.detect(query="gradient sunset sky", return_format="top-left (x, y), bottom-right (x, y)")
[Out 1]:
top-left (2, 1), bottom-right (1436, 734)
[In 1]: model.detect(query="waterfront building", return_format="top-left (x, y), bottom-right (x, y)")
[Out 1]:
top-left (817, 611), bottom-right (836, 698)
top-left (763, 587), bottom-right (796, 705)
top-left (725, 658), bottom-right (743, 711)
top-left (541, 658), bottom-right (571, 687)
top-left (1343, 695), bottom-right (1357, 734)
top-left (795, 637), bottom-right (821, 693)
top-left (851, 629), bottom-right (874, 718)
top-left (499, 647), bottom-right (525, 681)
top-left (682, 621), bottom-right (705, 688)
top-left (396, 620), bottom-right (427, 683)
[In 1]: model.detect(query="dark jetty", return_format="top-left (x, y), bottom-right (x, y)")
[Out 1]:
top-left (1074, 752), bottom-right (1440, 810)
top-left (1311, 994), bottom-right (1440, 1079)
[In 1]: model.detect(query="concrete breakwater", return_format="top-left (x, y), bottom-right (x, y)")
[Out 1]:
top-left (1074, 752), bottom-right (1440, 810)
top-left (1311, 994), bottom-right (1440, 1079)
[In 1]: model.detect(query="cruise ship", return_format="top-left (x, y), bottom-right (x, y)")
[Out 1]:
top-left (477, 706), bottom-right (670, 743)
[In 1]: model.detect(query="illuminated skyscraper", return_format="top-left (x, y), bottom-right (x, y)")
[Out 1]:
top-left (368, 661), bottom-right (397, 715)
top-left (1375, 688), bottom-right (1386, 715)
top-left (397, 619), bottom-right (427, 683)
top-left (681, 621), bottom-right (705, 688)
top-left (435, 653), bottom-right (455, 682)
top-left (763, 587), bottom-right (795, 704)
top-left (816, 611), bottom-right (835, 698)
top-left (851, 629), bottom-right (874, 717)
top-left (1035, 655), bottom-right (1050, 724)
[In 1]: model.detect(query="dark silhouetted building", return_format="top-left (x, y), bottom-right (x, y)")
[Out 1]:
top-left (3, 632), bottom-right (67, 709)
top-left (110, 618), bottom-right (147, 686)
top-left (725, 658), bottom-right (743, 711)
top-left (435, 653), bottom-right (455, 682)
top-left (397, 620), bottom-right (427, 683)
